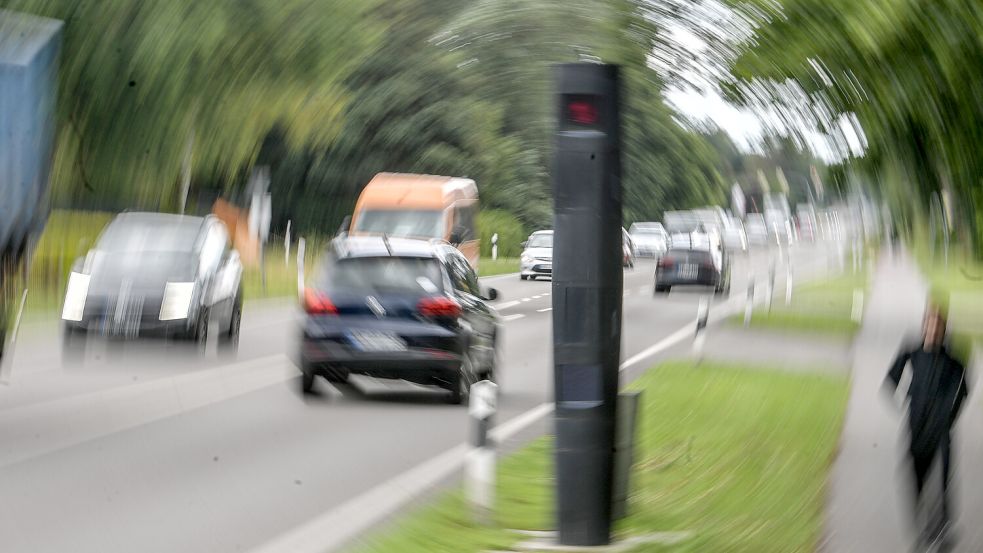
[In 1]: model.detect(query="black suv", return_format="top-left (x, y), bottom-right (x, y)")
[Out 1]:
top-left (299, 236), bottom-right (500, 404)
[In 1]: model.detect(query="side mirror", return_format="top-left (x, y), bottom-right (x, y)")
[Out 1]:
top-left (338, 215), bottom-right (352, 236)
top-left (521, 241), bottom-right (527, 248)
top-left (486, 288), bottom-right (499, 301)
top-left (450, 228), bottom-right (464, 245)
top-left (70, 255), bottom-right (85, 273)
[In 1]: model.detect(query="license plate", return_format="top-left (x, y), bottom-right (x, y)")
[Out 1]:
top-left (348, 331), bottom-right (406, 352)
top-left (678, 264), bottom-right (697, 279)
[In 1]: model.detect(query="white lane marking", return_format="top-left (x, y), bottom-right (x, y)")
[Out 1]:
top-left (495, 300), bottom-right (521, 310)
top-left (623, 289), bottom-right (632, 297)
top-left (531, 295), bottom-right (543, 299)
top-left (249, 443), bottom-right (470, 553)
top-left (0, 354), bottom-right (294, 469)
top-left (478, 272), bottom-right (520, 283)
top-left (536, 308), bottom-right (553, 313)
top-left (521, 298), bottom-right (531, 302)
top-left (502, 314), bottom-right (525, 322)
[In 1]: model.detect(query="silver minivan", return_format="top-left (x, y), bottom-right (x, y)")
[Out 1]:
top-left (519, 230), bottom-right (553, 280)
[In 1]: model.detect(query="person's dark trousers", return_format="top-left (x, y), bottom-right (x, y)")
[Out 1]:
top-left (910, 433), bottom-right (952, 547)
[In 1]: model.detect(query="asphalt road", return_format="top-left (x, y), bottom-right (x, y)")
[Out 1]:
top-left (0, 241), bottom-right (841, 553)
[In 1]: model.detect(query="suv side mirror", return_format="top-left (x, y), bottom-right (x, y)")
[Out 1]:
top-left (450, 228), bottom-right (464, 245)
top-left (338, 216), bottom-right (352, 237)
top-left (521, 241), bottom-right (527, 248)
top-left (486, 288), bottom-right (499, 301)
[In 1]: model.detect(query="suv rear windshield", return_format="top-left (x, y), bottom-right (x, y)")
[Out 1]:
top-left (317, 256), bottom-right (444, 295)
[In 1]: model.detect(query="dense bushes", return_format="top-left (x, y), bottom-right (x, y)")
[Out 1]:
top-left (477, 210), bottom-right (528, 258)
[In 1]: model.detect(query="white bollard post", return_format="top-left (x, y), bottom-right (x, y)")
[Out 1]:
top-left (744, 278), bottom-right (754, 327)
top-left (851, 289), bottom-right (864, 323)
top-left (767, 263), bottom-right (776, 313)
top-left (785, 263), bottom-right (793, 306)
top-left (0, 288), bottom-right (29, 385)
top-left (491, 233), bottom-right (498, 262)
top-left (466, 380), bottom-right (498, 525)
top-left (296, 237), bottom-right (306, 301)
top-left (284, 220), bottom-right (291, 267)
top-left (693, 297), bottom-right (709, 360)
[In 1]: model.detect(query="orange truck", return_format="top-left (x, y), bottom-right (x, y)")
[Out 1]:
top-left (349, 173), bottom-right (479, 267)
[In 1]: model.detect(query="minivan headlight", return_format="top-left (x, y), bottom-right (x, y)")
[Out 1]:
top-left (61, 272), bottom-right (90, 321)
top-left (159, 282), bottom-right (195, 321)
top-left (521, 253), bottom-right (533, 263)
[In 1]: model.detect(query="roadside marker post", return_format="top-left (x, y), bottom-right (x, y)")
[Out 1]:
top-left (744, 278), bottom-right (755, 327)
top-left (852, 289), bottom-right (864, 323)
top-left (693, 297), bottom-right (709, 360)
top-left (466, 380), bottom-right (498, 525)
top-left (284, 220), bottom-right (291, 268)
top-left (491, 233), bottom-right (498, 262)
top-left (785, 263), bottom-right (793, 306)
top-left (296, 237), bottom-right (306, 301)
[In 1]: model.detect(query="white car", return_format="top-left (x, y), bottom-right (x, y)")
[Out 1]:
top-left (629, 222), bottom-right (668, 258)
top-left (520, 230), bottom-right (553, 281)
top-left (721, 219), bottom-right (748, 252)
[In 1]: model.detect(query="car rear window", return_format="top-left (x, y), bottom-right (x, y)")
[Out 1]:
top-left (316, 256), bottom-right (444, 295)
top-left (666, 249), bottom-right (711, 263)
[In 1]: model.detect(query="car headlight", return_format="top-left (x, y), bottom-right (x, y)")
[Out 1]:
top-left (159, 282), bottom-right (195, 321)
top-left (521, 254), bottom-right (533, 264)
top-left (61, 272), bottom-right (90, 321)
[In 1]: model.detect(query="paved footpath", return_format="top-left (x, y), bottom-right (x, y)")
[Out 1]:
top-left (823, 251), bottom-right (983, 552)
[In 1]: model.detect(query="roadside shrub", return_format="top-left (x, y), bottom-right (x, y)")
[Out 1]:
top-left (477, 210), bottom-right (527, 258)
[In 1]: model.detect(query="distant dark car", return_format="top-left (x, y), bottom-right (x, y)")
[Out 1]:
top-left (654, 245), bottom-right (731, 295)
top-left (61, 212), bottom-right (243, 358)
top-left (299, 236), bottom-right (500, 404)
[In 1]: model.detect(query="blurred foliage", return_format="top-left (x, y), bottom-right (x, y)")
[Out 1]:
top-left (727, 0), bottom-right (983, 254)
top-left (8, 0), bottom-right (741, 236)
top-left (477, 209), bottom-right (527, 259)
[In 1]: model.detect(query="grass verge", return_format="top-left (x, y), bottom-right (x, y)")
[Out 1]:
top-left (355, 360), bottom-right (849, 553)
top-left (478, 257), bottom-right (519, 277)
top-left (736, 269), bottom-right (869, 337)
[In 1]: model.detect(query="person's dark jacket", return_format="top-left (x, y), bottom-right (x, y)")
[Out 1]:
top-left (886, 342), bottom-right (968, 457)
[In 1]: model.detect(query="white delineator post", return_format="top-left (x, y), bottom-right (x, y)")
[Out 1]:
top-left (466, 380), bottom-right (498, 524)
top-left (785, 263), bottom-right (793, 306)
top-left (744, 277), bottom-right (754, 327)
top-left (0, 288), bottom-right (29, 385)
top-left (296, 237), bottom-right (306, 301)
top-left (491, 233), bottom-right (498, 262)
top-left (693, 296), bottom-right (709, 360)
top-left (851, 288), bottom-right (864, 323)
top-left (284, 220), bottom-right (291, 267)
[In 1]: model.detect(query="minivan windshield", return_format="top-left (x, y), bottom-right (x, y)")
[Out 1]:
top-left (97, 220), bottom-right (200, 253)
top-left (527, 234), bottom-right (553, 248)
top-left (354, 210), bottom-right (444, 239)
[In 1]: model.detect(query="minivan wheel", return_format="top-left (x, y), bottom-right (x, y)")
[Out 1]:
top-left (218, 300), bottom-right (241, 355)
top-left (520, 275), bottom-right (528, 281)
top-left (301, 367), bottom-right (316, 394)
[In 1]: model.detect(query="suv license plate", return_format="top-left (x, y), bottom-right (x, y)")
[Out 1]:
top-left (349, 331), bottom-right (407, 352)
top-left (678, 264), bottom-right (697, 279)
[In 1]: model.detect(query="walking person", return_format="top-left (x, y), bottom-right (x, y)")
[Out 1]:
top-left (884, 303), bottom-right (968, 552)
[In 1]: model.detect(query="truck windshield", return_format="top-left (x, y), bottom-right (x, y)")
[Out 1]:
top-left (354, 210), bottom-right (444, 239)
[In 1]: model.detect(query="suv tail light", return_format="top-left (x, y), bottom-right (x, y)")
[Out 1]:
top-left (418, 296), bottom-right (461, 319)
top-left (304, 289), bottom-right (338, 315)
top-left (658, 257), bottom-right (674, 268)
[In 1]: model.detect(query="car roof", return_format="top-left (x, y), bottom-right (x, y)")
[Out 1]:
top-left (530, 230), bottom-right (553, 235)
top-left (331, 235), bottom-right (445, 260)
top-left (109, 212), bottom-right (207, 230)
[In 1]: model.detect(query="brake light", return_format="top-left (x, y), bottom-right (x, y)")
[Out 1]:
top-left (418, 296), bottom-right (461, 318)
top-left (304, 289), bottom-right (338, 315)
top-left (658, 257), bottom-right (674, 268)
